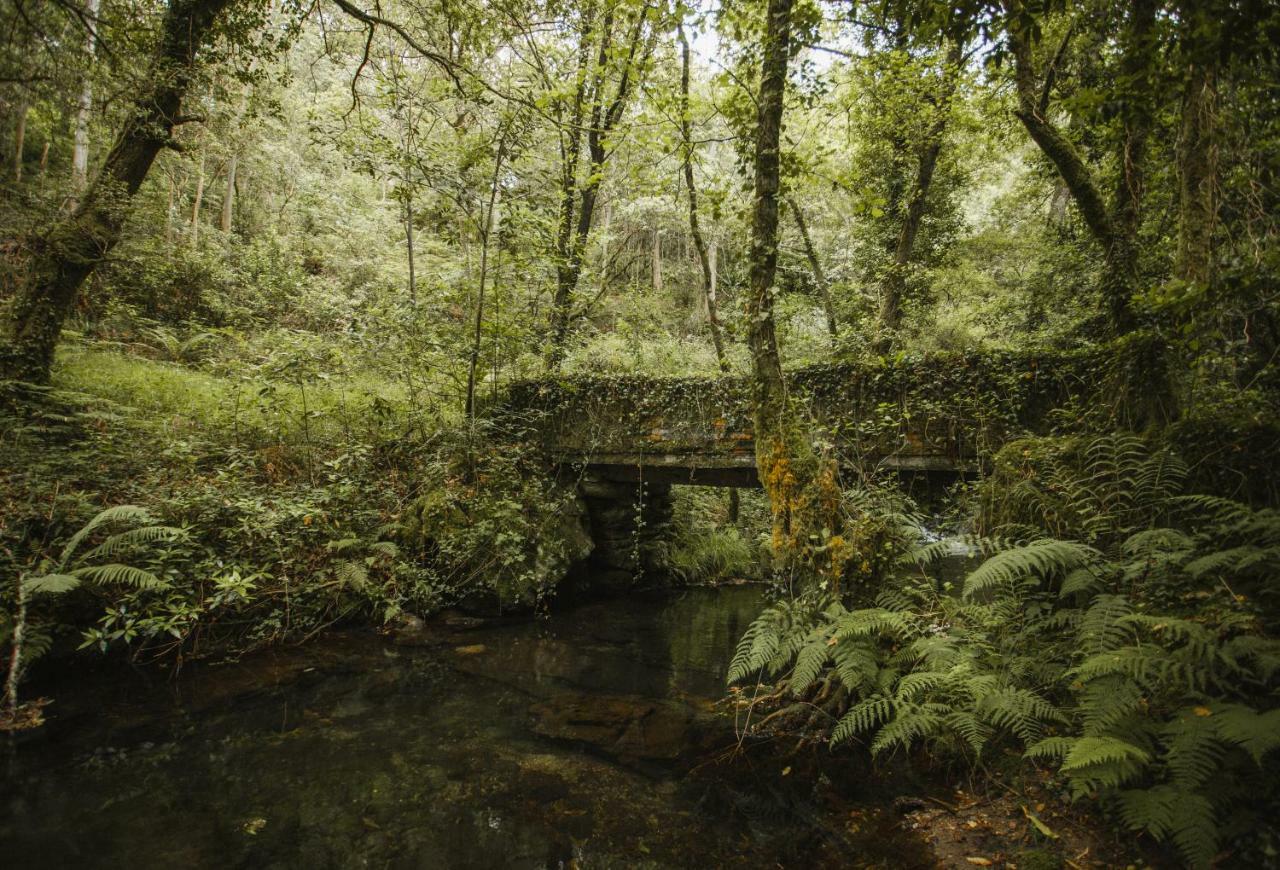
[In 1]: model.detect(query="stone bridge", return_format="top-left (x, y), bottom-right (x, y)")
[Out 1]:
top-left (495, 349), bottom-right (1111, 587)
top-left (501, 349), bottom-right (1105, 487)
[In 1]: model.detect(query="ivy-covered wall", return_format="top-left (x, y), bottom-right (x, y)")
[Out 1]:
top-left (500, 346), bottom-right (1131, 474)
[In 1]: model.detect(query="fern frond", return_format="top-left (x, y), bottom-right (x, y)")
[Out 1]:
top-left (1169, 494), bottom-right (1251, 525)
top-left (336, 561), bottom-right (369, 591)
top-left (831, 696), bottom-right (893, 745)
top-left (976, 687), bottom-right (1063, 742)
top-left (1077, 594), bottom-right (1134, 654)
top-left (789, 633), bottom-right (831, 694)
top-left (71, 563), bottom-right (168, 590)
top-left (963, 540), bottom-right (1099, 599)
top-left (1118, 786), bottom-right (1218, 869)
top-left (895, 670), bottom-right (949, 702)
top-left (1211, 703), bottom-right (1280, 766)
top-left (870, 703), bottom-right (947, 755)
top-left (369, 541), bottom-right (400, 559)
top-left (81, 526), bottom-right (184, 561)
top-left (1162, 713), bottom-right (1224, 788)
top-left (60, 505), bottom-right (154, 564)
top-left (1060, 735), bottom-right (1151, 773)
top-left (1026, 736), bottom-right (1073, 761)
top-left (23, 573), bottom-right (81, 595)
top-left (944, 710), bottom-right (994, 756)
top-left (1122, 528), bottom-right (1192, 556)
top-left (831, 639), bottom-right (880, 693)
top-left (830, 608), bottom-right (911, 641)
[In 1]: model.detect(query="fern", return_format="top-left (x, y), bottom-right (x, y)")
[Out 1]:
top-left (1117, 787), bottom-right (1218, 869)
top-left (869, 702), bottom-right (949, 755)
top-left (59, 505), bottom-right (155, 564)
top-left (963, 540), bottom-right (1099, 599)
top-left (976, 687), bottom-right (1062, 743)
top-left (71, 564), bottom-right (168, 590)
top-left (789, 632), bottom-right (832, 693)
top-left (80, 526), bottom-right (184, 561)
top-left (22, 574), bottom-right (81, 595)
top-left (831, 696), bottom-right (893, 744)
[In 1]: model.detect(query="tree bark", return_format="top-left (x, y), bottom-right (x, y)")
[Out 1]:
top-left (651, 229), bottom-right (662, 292)
top-left (678, 24), bottom-right (729, 372)
top-left (12, 100), bottom-right (27, 181)
top-left (466, 132), bottom-right (508, 423)
top-left (1, 0), bottom-right (237, 382)
top-left (190, 139), bottom-right (206, 248)
top-left (548, 1), bottom-right (653, 366)
top-left (747, 0), bottom-right (848, 583)
top-left (787, 196), bottom-right (837, 338)
top-left (71, 0), bottom-right (101, 196)
top-left (876, 41), bottom-right (961, 349)
top-left (747, 0), bottom-right (792, 440)
top-left (405, 194), bottom-right (416, 305)
top-left (1007, 0), bottom-right (1153, 335)
top-left (1176, 61), bottom-right (1217, 285)
top-left (220, 151), bottom-right (237, 234)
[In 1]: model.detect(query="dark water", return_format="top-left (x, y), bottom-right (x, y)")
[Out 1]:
top-left (1, 586), bottom-right (935, 869)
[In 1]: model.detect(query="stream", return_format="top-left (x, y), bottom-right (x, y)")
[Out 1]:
top-left (1, 586), bottom-right (940, 869)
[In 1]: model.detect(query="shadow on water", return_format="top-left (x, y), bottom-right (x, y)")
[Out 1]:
top-left (0, 585), bottom-right (937, 869)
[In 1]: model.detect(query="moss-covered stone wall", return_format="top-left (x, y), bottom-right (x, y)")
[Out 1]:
top-left (498, 346), bottom-right (1135, 476)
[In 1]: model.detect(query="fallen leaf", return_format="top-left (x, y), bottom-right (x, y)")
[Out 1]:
top-left (243, 818), bottom-right (267, 835)
top-left (1022, 805), bottom-right (1059, 839)
top-left (1193, 706), bottom-right (1213, 717)
top-left (965, 858), bottom-right (993, 866)
top-left (454, 644), bottom-right (487, 655)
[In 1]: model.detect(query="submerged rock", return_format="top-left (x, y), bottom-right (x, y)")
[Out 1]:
top-left (527, 694), bottom-right (695, 760)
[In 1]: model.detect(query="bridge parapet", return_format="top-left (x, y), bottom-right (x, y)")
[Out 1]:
top-left (499, 348), bottom-right (1113, 486)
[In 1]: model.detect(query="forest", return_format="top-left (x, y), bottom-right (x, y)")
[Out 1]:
top-left (1, 0), bottom-right (1278, 866)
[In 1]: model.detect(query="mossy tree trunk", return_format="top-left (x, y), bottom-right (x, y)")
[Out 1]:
top-left (1007, 0), bottom-right (1155, 336)
top-left (747, 0), bottom-right (847, 585)
top-left (1175, 13), bottom-right (1218, 287)
top-left (0, 0), bottom-right (236, 383)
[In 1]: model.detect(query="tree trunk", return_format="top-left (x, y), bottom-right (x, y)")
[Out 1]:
top-left (878, 136), bottom-right (943, 345)
top-left (13, 101), bottom-right (28, 181)
top-left (0, 0), bottom-right (236, 383)
top-left (747, 0), bottom-right (792, 440)
top-left (190, 141), bottom-right (206, 248)
top-left (787, 196), bottom-right (837, 338)
top-left (747, 0), bottom-right (847, 583)
top-left (405, 196), bottom-right (416, 305)
top-left (651, 229), bottom-right (662, 293)
top-left (466, 133), bottom-right (508, 423)
top-left (679, 25), bottom-right (728, 372)
top-left (878, 41), bottom-right (961, 349)
top-left (1007, 0), bottom-right (1152, 335)
top-left (547, 4), bottom-right (596, 363)
top-left (71, 0), bottom-right (101, 196)
top-left (1176, 62), bottom-right (1217, 284)
top-left (548, 1), bottom-right (652, 366)
top-left (3, 576), bottom-right (28, 723)
top-left (165, 172), bottom-right (176, 245)
top-left (220, 151), bottom-right (237, 234)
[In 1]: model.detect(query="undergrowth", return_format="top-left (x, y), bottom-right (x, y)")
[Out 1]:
top-left (729, 434), bottom-right (1280, 867)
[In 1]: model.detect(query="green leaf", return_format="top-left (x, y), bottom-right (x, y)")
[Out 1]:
top-left (23, 573), bottom-right (82, 594)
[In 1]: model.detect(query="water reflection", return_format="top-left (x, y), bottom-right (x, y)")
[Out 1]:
top-left (1, 586), bottom-right (934, 869)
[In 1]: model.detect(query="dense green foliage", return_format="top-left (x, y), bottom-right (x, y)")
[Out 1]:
top-left (1, 0), bottom-right (1278, 863)
top-left (730, 436), bottom-right (1280, 866)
